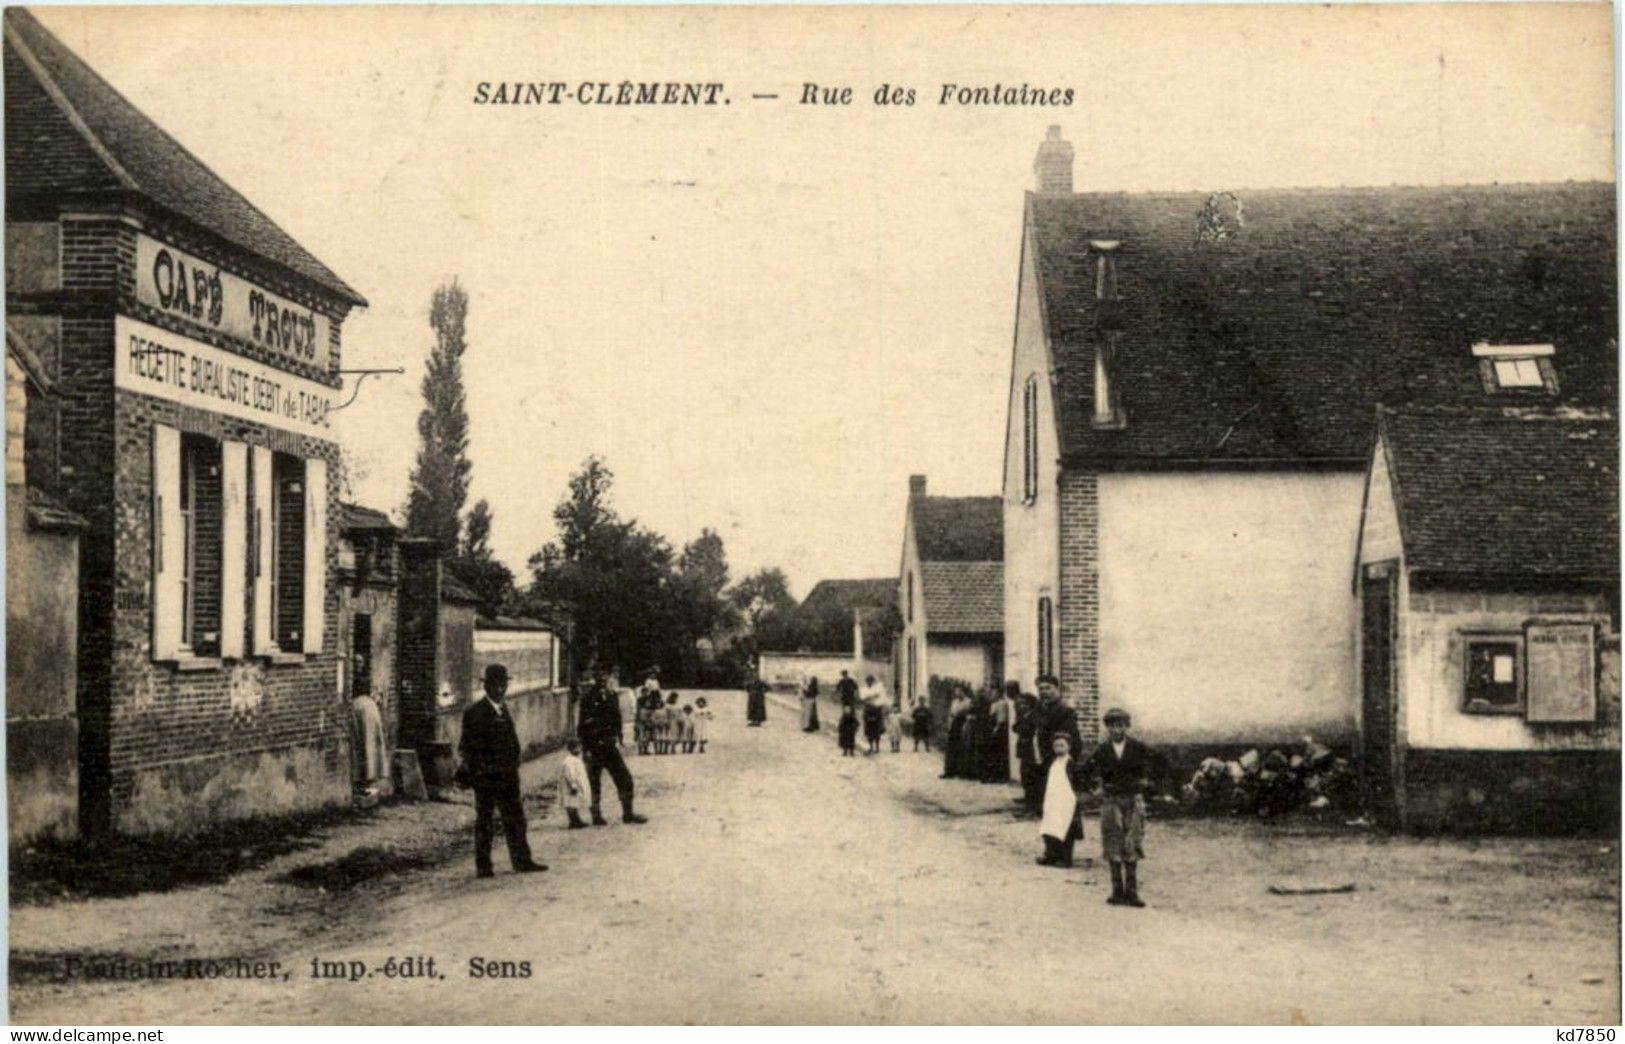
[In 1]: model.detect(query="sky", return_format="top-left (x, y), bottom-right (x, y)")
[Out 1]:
top-left (29, 3), bottom-right (1614, 599)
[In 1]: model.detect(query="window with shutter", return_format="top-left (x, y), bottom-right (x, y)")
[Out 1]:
top-left (250, 445), bottom-right (274, 654)
top-left (220, 441), bottom-right (247, 658)
top-left (272, 452), bottom-right (306, 651)
top-left (151, 424), bottom-right (184, 660)
top-left (302, 456), bottom-right (327, 653)
top-left (1462, 634), bottom-right (1523, 714)
top-left (1037, 596), bottom-right (1054, 676)
top-left (178, 435), bottom-right (223, 656)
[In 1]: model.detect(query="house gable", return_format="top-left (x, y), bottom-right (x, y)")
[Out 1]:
top-left (1002, 222), bottom-right (1063, 693)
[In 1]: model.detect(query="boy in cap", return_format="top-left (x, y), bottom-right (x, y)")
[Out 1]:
top-left (1084, 707), bottom-right (1157, 907)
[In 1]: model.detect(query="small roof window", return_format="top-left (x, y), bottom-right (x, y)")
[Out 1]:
top-left (1472, 342), bottom-right (1557, 395)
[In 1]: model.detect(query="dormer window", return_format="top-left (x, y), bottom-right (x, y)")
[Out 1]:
top-left (1473, 342), bottom-right (1557, 395)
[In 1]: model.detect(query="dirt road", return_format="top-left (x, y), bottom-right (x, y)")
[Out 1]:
top-left (11, 689), bottom-right (1619, 1024)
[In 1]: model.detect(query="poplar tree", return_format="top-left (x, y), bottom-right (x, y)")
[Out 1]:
top-left (404, 280), bottom-right (472, 553)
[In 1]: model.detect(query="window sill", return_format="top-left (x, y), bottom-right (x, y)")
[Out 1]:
top-left (1461, 700), bottom-right (1524, 717)
top-left (263, 652), bottom-right (309, 667)
top-left (167, 656), bottom-right (223, 673)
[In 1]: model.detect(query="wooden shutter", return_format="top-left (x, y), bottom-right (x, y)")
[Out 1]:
top-left (301, 456), bottom-right (328, 654)
top-left (1526, 623), bottom-right (1597, 723)
top-left (151, 423), bottom-right (183, 660)
top-left (219, 440), bottom-right (247, 658)
top-left (251, 445), bottom-right (274, 653)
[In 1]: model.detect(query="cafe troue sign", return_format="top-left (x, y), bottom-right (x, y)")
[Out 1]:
top-left (135, 234), bottom-right (332, 372)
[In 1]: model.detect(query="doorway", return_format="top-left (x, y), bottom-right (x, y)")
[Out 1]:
top-left (1359, 562), bottom-right (1400, 828)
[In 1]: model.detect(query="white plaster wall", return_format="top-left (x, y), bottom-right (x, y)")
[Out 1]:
top-left (927, 638), bottom-right (992, 691)
top-left (1002, 228), bottom-right (1061, 694)
top-left (1403, 589), bottom-right (1618, 751)
top-left (1360, 441), bottom-right (1403, 564)
top-left (759, 653), bottom-right (889, 692)
top-left (1098, 470), bottom-right (1364, 744)
top-left (898, 507), bottom-right (929, 704)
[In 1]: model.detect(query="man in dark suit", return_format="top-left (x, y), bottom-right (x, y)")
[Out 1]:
top-left (458, 664), bottom-right (546, 878)
top-left (578, 668), bottom-right (647, 826)
top-left (1012, 689), bottom-right (1042, 815)
top-left (1033, 674), bottom-right (1083, 775)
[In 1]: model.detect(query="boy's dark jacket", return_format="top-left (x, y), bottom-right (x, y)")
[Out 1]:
top-left (1083, 737), bottom-right (1158, 797)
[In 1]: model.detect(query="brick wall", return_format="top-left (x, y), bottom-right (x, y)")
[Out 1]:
top-left (110, 390), bottom-right (347, 832)
top-left (39, 209), bottom-right (359, 835)
top-left (54, 215), bottom-right (130, 836)
top-left (396, 540), bottom-right (442, 753)
top-left (1057, 468), bottom-right (1101, 744)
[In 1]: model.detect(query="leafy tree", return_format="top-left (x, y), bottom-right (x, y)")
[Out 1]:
top-left (726, 567), bottom-right (798, 658)
top-left (450, 498), bottom-right (515, 620)
top-left (404, 280), bottom-right (472, 553)
top-left (525, 458), bottom-right (681, 681)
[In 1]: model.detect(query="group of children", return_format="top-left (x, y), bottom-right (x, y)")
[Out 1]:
top-left (634, 684), bottom-right (711, 756)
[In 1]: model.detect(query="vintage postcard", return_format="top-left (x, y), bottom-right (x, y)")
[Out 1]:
top-left (3, 2), bottom-right (1619, 1027)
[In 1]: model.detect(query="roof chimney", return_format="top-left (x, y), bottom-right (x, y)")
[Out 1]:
top-left (1034, 125), bottom-right (1073, 194)
top-left (908, 474), bottom-right (927, 499)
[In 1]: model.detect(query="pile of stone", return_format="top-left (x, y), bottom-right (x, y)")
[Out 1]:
top-left (1181, 737), bottom-right (1358, 818)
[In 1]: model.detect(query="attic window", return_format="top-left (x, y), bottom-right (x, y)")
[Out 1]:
top-left (1472, 343), bottom-right (1557, 395)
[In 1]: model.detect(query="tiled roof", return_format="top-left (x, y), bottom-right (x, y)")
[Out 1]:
top-left (4, 9), bottom-right (365, 306)
top-left (920, 560), bottom-right (1003, 634)
top-left (337, 501), bottom-right (396, 534)
top-left (1379, 407), bottom-right (1619, 580)
top-left (441, 572), bottom-right (483, 605)
top-left (798, 578), bottom-right (895, 617)
top-left (1027, 183), bottom-right (1616, 464)
top-left (912, 495), bottom-right (1003, 562)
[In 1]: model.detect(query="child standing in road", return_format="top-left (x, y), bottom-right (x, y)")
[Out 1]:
top-left (559, 739), bottom-right (591, 829)
top-left (1037, 734), bottom-right (1084, 868)
top-left (693, 697), bottom-right (712, 753)
top-left (1083, 708), bottom-right (1157, 908)
top-left (838, 706), bottom-right (860, 756)
top-left (679, 702), bottom-right (695, 753)
top-left (886, 703), bottom-right (902, 753)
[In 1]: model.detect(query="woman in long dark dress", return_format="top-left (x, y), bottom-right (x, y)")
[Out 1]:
top-left (939, 690), bottom-right (971, 778)
top-left (800, 676), bottom-right (821, 731)
top-left (966, 692), bottom-right (993, 783)
top-left (745, 677), bottom-right (768, 725)
top-left (983, 682), bottom-right (1015, 783)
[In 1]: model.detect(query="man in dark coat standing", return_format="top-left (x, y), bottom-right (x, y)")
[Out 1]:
top-left (1033, 674), bottom-right (1082, 804)
top-left (579, 668), bottom-right (648, 826)
top-left (1012, 689), bottom-right (1042, 815)
top-left (835, 670), bottom-right (859, 712)
top-left (458, 664), bottom-right (546, 878)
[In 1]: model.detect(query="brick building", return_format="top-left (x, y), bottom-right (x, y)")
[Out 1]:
top-left (5, 10), bottom-right (368, 835)
top-left (1002, 125), bottom-right (1616, 763)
